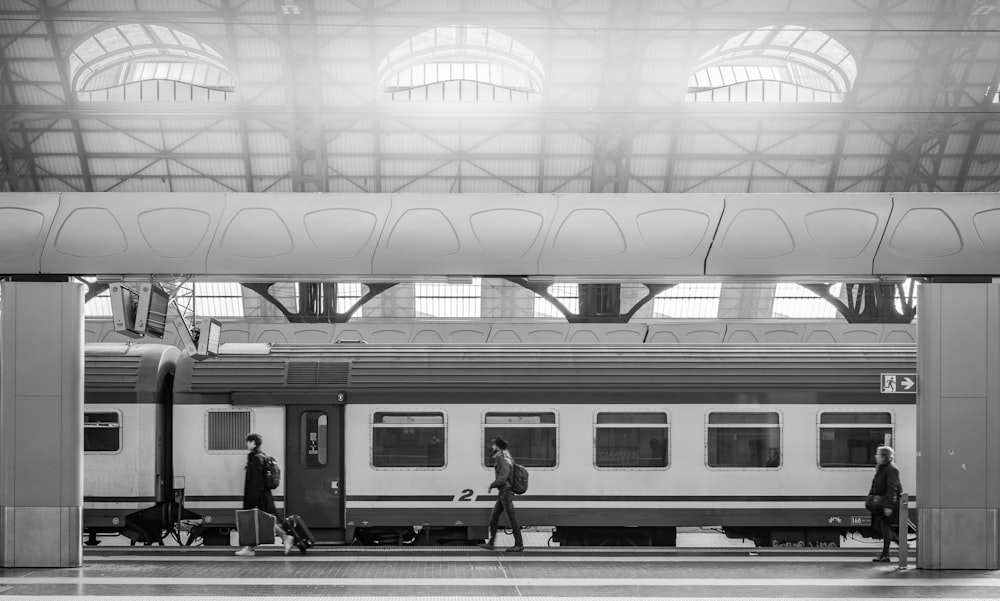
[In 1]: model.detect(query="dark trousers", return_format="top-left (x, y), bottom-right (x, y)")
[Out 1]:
top-left (874, 513), bottom-right (897, 555)
top-left (488, 489), bottom-right (523, 546)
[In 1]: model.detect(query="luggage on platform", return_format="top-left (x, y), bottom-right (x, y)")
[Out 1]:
top-left (283, 514), bottom-right (316, 553)
top-left (236, 508), bottom-right (276, 547)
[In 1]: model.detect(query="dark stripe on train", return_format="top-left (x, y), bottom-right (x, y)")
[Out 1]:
top-left (345, 507), bottom-right (914, 528)
top-left (346, 494), bottom-right (912, 503)
top-left (84, 496), bottom-right (156, 502)
top-left (184, 495), bottom-right (285, 502)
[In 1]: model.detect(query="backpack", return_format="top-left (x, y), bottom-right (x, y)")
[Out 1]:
top-left (508, 459), bottom-right (529, 495)
top-left (262, 455), bottom-right (281, 490)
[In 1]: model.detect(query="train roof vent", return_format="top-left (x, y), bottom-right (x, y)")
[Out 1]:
top-left (286, 362), bottom-right (349, 386)
top-left (318, 362), bottom-right (349, 385)
top-left (84, 356), bottom-right (141, 389)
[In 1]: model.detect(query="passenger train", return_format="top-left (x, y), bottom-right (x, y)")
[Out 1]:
top-left (82, 341), bottom-right (917, 547)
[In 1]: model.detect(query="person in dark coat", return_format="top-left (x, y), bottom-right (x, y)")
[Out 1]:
top-left (236, 433), bottom-right (294, 556)
top-left (868, 445), bottom-right (902, 562)
top-left (478, 436), bottom-right (524, 552)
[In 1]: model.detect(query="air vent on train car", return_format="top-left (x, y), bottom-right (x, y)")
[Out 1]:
top-left (286, 361), bottom-right (349, 386)
top-left (84, 356), bottom-right (142, 389)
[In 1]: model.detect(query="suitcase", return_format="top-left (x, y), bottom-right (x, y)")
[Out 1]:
top-left (236, 508), bottom-right (276, 547)
top-left (283, 514), bottom-right (315, 553)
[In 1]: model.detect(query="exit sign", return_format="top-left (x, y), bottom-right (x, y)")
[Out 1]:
top-left (881, 373), bottom-right (917, 394)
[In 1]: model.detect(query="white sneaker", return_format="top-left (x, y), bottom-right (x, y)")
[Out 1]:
top-left (234, 546), bottom-right (255, 556)
top-left (283, 535), bottom-right (295, 555)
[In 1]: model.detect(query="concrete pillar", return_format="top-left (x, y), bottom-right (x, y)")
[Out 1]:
top-left (916, 283), bottom-right (1000, 569)
top-left (0, 282), bottom-right (83, 567)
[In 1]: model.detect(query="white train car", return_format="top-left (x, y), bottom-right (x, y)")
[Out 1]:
top-left (173, 343), bottom-right (916, 547)
top-left (82, 343), bottom-right (179, 545)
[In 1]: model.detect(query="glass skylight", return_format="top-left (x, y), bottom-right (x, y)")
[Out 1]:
top-left (378, 25), bottom-right (544, 102)
top-left (69, 24), bottom-right (235, 102)
top-left (687, 25), bottom-right (856, 103)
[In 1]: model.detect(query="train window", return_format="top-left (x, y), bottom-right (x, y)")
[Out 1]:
top-left (595, 412), bottom-right (669, 468)
top-left (706, 411), bottom-right (781, 468)
top-left (300, 411), bottom-right (328, 468)
top-left (205, 409), bottom-right (253, 453)
top-left (372, 412), bottom-right (446, 469)
top-left (819, 412), bottom-right (893, 468)
top-left (483, 412), bottom-right (557, 468)
top-left (84, 411), bottom-right (121, 453)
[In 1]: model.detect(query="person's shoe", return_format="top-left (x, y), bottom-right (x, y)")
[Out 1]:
top-left (283, 535), bottom-right (295, 555)
top-left (234, 546), bottom-right (255, 556)
top-left (872, 554), bottom-right (890, 562)
top-left (477, 542), bottom-right (496, 550)
top-left (506, 545), bottom-right (525, 553)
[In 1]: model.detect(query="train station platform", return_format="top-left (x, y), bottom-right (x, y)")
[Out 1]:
top-left (0, 546), bottom-right (996, 601)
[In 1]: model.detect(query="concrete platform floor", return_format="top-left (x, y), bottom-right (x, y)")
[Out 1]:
top-left (0, 544), bottom-right (995, 601)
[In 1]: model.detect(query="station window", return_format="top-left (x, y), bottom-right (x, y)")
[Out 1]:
top-left (205, 409), bottom-right (252, 453)
top-left (483, 412), bottom-right (557, 468)
top-left (534, 283), bottom-right (579, 318)
top-left (706, 411), bottom-right (781, 468)
top-left (372, 412), bottom-right (446, 468)
top-left (595, 412), bottom-right (669, 468)
top-left (819, 412), bottom-right (893, 468)
top-left (772, 283), bottom-right (842, 318)
top-left (84, 411), bottom-right (121, 453)
top-left (300, 411), bottom-right (328, 468)
top-left (414, 279), bottom-right (481, 318)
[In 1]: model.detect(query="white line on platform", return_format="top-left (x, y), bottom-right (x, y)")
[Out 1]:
top-left (0, 576), bottom-right (997, 588)
top-left (0, 597), bottom-right (995, 601)
top-left (82, 554), bottom-right (912, 563)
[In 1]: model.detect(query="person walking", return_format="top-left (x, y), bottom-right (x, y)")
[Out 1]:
top-left (478, 436), bottom-right (524, 552)
top-left (868, 445), bottom-right (902, 563)
top-left (235, 433), bottom-right (295, 556)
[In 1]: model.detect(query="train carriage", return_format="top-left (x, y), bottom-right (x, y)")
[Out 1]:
top-left (172, 343), bottom-right (917, 547)
top-left (82, 343), bottom-right (180, 545)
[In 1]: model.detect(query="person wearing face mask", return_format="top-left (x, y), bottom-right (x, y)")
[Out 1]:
top-left (235, 433), bottom-right (295, 556)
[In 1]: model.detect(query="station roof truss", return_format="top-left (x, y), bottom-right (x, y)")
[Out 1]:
top-left (2, 0), bottom-right (1000, 196)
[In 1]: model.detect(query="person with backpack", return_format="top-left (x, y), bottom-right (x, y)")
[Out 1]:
top-left (478, 436), bottom-right (524, 552)
top-left (235, 433), bottom-right (295, 556)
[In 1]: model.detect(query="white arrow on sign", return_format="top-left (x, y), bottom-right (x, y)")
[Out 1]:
top-left (900, 377), bottom-right (915, 391)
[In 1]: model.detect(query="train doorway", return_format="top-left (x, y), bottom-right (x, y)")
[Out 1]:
top-left (284, 404), bottom-right (345, 542)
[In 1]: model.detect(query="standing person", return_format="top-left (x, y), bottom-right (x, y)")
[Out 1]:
top-left (478, 436), bottom-right (524, 552)
top-left (868, 445), bottom-right (902, 563)
top-left (235, 433), bottom-right (295, 556)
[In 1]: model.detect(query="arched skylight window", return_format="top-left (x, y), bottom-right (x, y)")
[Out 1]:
top-left (687, 25), bottom-right (856, 103)
top-left (378, 25), bottom-right (544, 102)
top-left (69, 24), bottom-right (235, 102)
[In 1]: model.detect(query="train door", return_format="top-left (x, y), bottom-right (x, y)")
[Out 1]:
top-left (284, 405), bottom-right (344, 542)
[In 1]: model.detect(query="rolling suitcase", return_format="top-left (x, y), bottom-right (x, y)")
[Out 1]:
top-left (236, 508), bottom-right (276, 547)
top-left (283, 514), bottom-right (315, 553)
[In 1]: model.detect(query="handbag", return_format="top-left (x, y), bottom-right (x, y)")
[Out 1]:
top-left (865, 493), bottom-right (884, 512)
